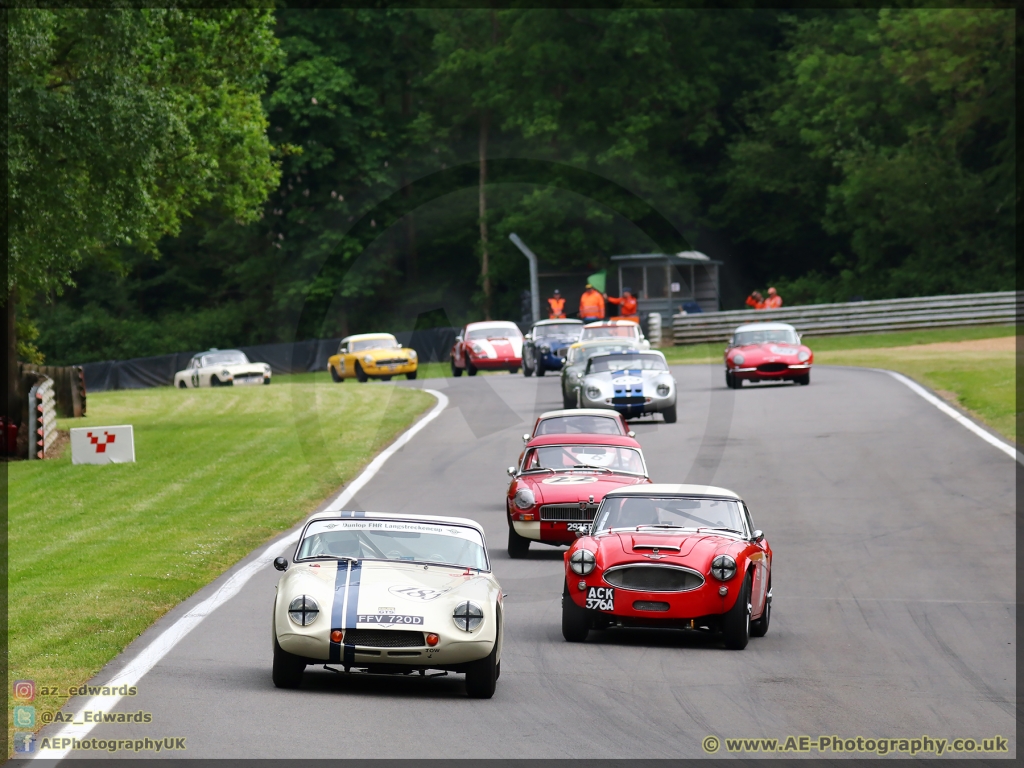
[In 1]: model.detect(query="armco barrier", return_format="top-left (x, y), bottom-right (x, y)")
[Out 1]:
top-left (672, 291), bottom-right (1019, 345)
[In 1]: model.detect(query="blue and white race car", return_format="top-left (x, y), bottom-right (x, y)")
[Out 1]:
top-left (577, 350), bottom-right (677, 423)
top-left (522, 319), bottom-right (583, 377)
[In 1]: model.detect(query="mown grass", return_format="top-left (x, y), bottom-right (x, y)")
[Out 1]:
top-left (661, 325), bottom-right (1017, 442)
top-left (6, 380), bottom-right (432, 749)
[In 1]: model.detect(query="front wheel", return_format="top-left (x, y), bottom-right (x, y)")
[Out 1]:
top-left (797, 372), bottom-right (810, 386)
top-left (750, 580), bottom-right (771, 638)
top-left (562, 389), bottom-right (576, 410)
top-left (406, 370), bottom-right (417, 380)
top-left (509, 367), bottom-right (519, 374)
top-left (507, 524), bottom-right (530, 559)
top-left (272, 637), bottom-right (305, 689)
top-left (722, 574), bottom-right (752, 650)
top-left (464, 642), bottom-right (498, 699)
top-left (210, 376), bottom-right (222, 387)
top-left (330, 366), bottom-right (342, 383)
top-left (380, 375), bottom-right (392, 381)
top-left (355, 362), bottom-right (368, 383)
top-left (466, 356), bottom-right (478, 376)
top-left (662, 404), bottom-right (677, 423)
top-left (178, 381), bottom-right (188, 389)
top-left (561, 583), bottom-right (590, 643)
top-left (536, 364), bottom-right (546, 377)
top-left (522, 353), bottom-right (534, 377)
top-left (451, 357), bottom-right (463, 377)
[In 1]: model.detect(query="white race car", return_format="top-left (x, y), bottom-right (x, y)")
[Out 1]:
top-left (272, 511), bottom-right (504, 698)
top-left (174, 349), bottom-right (271, 388)
top-left (578, 349), bottom-right (677, 423)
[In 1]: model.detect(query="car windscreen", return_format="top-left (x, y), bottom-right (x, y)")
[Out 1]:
top-left (351, 338), bottom-right (400, 352)
top-left (535, 415), bottom-right (624, 436)
top-left (202, 351), bottom-right (249, 366)
top-left (581, 326), bottom-right (638, 340)
top-left (594, 496), bottom-right (746, 534)
top-left (587, 354), bottom-right (667, 373)
top-left (534, 323), bottom-right (580, 339)
top-left (576, 343), bottom-right (639, 362)
top-left (467, 326), bottom-right (520, 340)
top-left (296, 519), bottom-right (487, 570)
top-left (524, 445), bottom-right (644, 474)
top-left (733, 329), bottom-right (798, 346)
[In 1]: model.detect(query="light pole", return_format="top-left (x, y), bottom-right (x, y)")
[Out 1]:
top-left (509, 233), bottom-right (540, 323)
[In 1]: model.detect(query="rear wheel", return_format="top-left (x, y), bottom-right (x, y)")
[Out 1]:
top-left (330, 366), bottom-right (342, 383)
top-left (750, 579), bottom-right (771, 638)
top-left (406, 371), bottom-right (417, 380)
top-left (507, 524), bottom-right (530, 559)
top-left (466, 356), bottom-right (478, 376)
top-left (722, 573), bottom-right (752, 650)
top-left (561, 583), bottom-right (590, 643)
top-left (272, 637), bottom-right (305, 689)
top-left (451, 357), bottom-right (463, 377)
top-left (355, 362), bottom-right (368, 383)
top-left (464, 640), bottom-right (498, 699)
top-left (662, 404), bottom-right (677, 423)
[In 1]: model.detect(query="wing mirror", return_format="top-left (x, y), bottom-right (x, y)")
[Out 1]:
top-left (752, 530), bottom-right (764, 543)
top-left (273, 557), bottom-right (289, 571)
top-left (628, 431), bottom-right (636, 438)
top-left (507, 466), bottom-right (516, 477)
top-left (522, 433), bottom-right (531, 443)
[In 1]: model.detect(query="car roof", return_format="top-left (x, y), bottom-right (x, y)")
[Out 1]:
top-left (569, 338), bottom-right (643, 349)
top-left (466, 320), bottom-right (520, 330)
top-left (526, 433), bottom-right (641, 449)
top-left (734, 322), bottom-right (796, 333)
top-left (603, 483), bottom-right (741, 499)
top-left (588, 349), bottom-right (666, 359)
top-left (532, 319), bottom-right (583, 327)
top-left (200, 349), bottom-right (243, 355)
top-left (538, 408), bottom-right (623, 420)
top-left (301, 509), bottom-right (486, 534)
top-left (342, 333), bottom-right (398, 342)
top-left (583, 320), bottom-right (639, 328)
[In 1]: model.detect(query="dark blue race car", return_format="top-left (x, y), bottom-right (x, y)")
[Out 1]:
top-left (522, 319), bottom-right (584, 377)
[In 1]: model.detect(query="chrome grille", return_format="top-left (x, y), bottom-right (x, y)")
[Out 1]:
top-left (633, 600), bottom-right (670, 612)
top-left (539, 503), bottom-right (599, 522)
top-left (604, 565), bottom-right (704, 593)
top-left (612, 396), bottom-right (645, 405)
top-left (343, 629), bottom-right (423, 648)
top-left (375, 358), bottom-right (408, 366)
top-left (757, 363), bottom-right (788, 373)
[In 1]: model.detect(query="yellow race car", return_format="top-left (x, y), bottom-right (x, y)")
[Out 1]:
top-left (327, 333), bottom-right (418, 382)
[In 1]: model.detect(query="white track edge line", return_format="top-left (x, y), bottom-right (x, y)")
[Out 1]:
top-left (880, 370), bottom-right (1021, 464)
top-left (34, 388), bottom-right (449, 761)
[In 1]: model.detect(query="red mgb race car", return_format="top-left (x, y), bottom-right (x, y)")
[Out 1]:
top-left (562, 484), bottom-right (772, 650)
top-left (506, 434), bottom-right (650, 558)
top-left (724, 321), bottom-right (812, 388)
top-left (451, 321), bottom-right (524, 376)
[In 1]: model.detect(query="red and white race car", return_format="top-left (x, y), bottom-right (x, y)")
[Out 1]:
top-left (562, 484), bottom-right (772, 650)
top-left (516, 409), bottom-right (635, 468)
top-left (451, 321), bottom-right (523, 376)
top-left (505, 434), bottom-right (650, 558)
top-left (724, 321), bottom-right (812, 388)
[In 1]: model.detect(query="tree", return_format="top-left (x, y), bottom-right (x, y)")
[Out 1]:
top-left (6, 7), bottom-right (280, 425)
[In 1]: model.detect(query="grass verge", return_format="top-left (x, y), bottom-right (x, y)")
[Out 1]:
top-left (6, 380), bottom-right (433, 749)
top-left (661, 325), bottom-right (1017, 442)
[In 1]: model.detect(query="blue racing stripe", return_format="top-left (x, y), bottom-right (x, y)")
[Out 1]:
top-left (342, 561), bottom-right (362, 665)
top-left (328, 560), bottom-right (351, 663)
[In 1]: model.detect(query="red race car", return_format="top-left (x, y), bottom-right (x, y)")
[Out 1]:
top-left (724, 321), bottom-right (812, 388)
top-left (505, 434), bottom-right (651, 558)
top-left (562, 484), bottom-right (772, 650)
top-left (451, 321), bottom-right (524, 376)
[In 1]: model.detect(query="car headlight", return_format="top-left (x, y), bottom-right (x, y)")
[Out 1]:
top-left (540, 345), bottom-right (550, 354)
top-left (585, 385), bottom-right (602, 399)
top-left (288, 595), bottom-right (320, 626)
top-left (263, 364), bottom-right (271, 373)
top-left (656, 382), bottom-right (671, 396)
top-left (569, 548), bottom-right (596, 576)
top-left (513, 488), bottom-right (535, 510)
top-left (798, 350), bottom-right (810, 362)
top-left (453, 601), bottom-right (483, 632)
top-left (409, 350), bottom-right (417, 359)
top-left (363, 355), bottom-right (373, 364)
top-left (710, 554), bottom-right (737, 581)
top-left (732, 354), bottom-right (744, 366)
top-left (221, 369), bottom-right (231, 378)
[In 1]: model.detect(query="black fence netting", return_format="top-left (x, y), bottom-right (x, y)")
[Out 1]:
top-left (79, 328), bottom-right (460, 392)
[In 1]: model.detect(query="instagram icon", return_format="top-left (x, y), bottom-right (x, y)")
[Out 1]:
top-left (13, 680), bottom-right (36, 702)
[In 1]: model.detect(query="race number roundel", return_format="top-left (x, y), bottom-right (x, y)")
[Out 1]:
top-left (542, 476), bottom-right (598, 485)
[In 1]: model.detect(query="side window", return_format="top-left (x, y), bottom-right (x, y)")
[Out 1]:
top-left (742, 503), bottom-right (755, 537)
top-left (194, 359), bottom-right (202, 369)
top-left (339, 342), bottom-right (348, 354)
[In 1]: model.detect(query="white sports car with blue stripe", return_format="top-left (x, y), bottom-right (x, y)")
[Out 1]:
top-left (577, 350), bottom-right (677, 423)
top-left (272, 510), bottom-right (504, 698)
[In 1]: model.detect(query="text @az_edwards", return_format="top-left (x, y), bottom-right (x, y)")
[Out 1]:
top-left (702, 734), bottom-right (1010, 756)
top-left (38, 737), bottom-right (186, 754)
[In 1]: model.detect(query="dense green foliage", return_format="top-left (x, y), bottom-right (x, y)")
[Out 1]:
top-left (24, 8), bottom-right (1014, 365)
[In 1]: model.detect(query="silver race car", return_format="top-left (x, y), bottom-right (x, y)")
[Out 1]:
top-left (577, 350), bottom-right (677, 423)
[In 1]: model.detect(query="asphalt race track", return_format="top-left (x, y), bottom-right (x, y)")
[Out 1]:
top-left (38, 365), bottom-right (1016, 759)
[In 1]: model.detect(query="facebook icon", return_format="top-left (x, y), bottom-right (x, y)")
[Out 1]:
top-left (14, 732), bottom-right (36, 753)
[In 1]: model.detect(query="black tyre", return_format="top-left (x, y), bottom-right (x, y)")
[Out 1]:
top-left (406, 371), bottom-right (417, 380)
top-left (662, 404), bottom-right (677, 423)
top-left (509, 367), bottom-right (519, 374)
top-left (536, 364), bottom-right (546, 377)
top-left (263, 377), bottom-right (271, 385)
top-left (272, 637), bottom-right (305, 689)
top-left (722, 573), bottom-right (752, 650)
top-left (355, 362), bottom-right (368, 383)
top-left (330, 366), bottom-right (342, 382)
top-left (562, 390), bottom-right (576, 410)
top-left (210, 376), bottom-right (221, 387)
top-left (381, 375), bottom-right (392, 381)
top-left (451, 358), bottom-right (463, 377)
top-left (507, 524), bottom-right (530, 559)
top-left (522, 352), bottom-right (534, 377)
top-left (178, 381), bottom-right (188, 389)
top-left (466, 356), bottom-right (478, 376)
top-left (464, 640), bottom-right (498, 699)
top-left (797, 372), bottom-right (810, 386)
top-left (750, 580), bottom-right (771, 638)
top-left (561, 583), bottom-right (590, 643)
top-left (725, 371), bottom-right (734, 389)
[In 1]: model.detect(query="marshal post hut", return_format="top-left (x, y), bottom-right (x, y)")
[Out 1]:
top-left (610, 251), bottom-right (722, 330)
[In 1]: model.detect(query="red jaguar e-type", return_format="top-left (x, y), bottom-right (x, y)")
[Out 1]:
top-left (562, 484), bottom-right (772, 650)
top-left (451, 321), bottom-right (523, 376)
top-left (505, 434), bottom-right (650, 558)
top-left (724, 321), bottom-right (812, 388)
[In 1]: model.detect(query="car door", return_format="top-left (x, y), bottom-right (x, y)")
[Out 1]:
top-left (190, 359), bottom-right (201, 388)
top-left (337, 341), bottom-right (350, 377)
top-left (743, 503), bottom-right (769, 617)
top-left (452, 329), bottom-right (465, 368)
